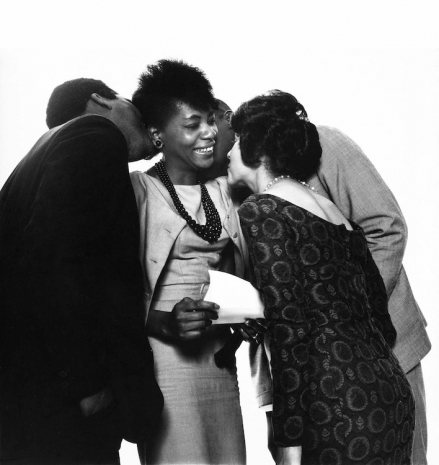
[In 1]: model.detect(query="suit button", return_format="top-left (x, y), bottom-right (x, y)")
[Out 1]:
top-left (61, 381), bottom-right (69, 388)
top-left (233, 232), bottom-right (238, 238)
top-left (59, 371), bottom-right (68, 378)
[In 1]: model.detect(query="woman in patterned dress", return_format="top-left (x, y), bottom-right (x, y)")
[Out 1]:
top-left (227, 90), bottom-right (415, 465)
top-left (129, 59), bottom-right (253, 464)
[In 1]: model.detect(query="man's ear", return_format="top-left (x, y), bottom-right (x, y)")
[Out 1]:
top-left (224, 110), bottom-right (233, 128)
top-left (90, 93), bottom-right (113, 110)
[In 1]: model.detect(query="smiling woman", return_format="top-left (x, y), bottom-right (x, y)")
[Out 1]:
top-left (151, 102), bottom-right (217, 182)
top-left (128, 59), bottom-right (251, 465)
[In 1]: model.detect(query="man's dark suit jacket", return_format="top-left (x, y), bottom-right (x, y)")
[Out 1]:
top-left (0, 115), bottom-right (163, 460)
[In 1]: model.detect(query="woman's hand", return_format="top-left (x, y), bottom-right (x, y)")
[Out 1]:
top-left (266, 413), bottom-right (301, 465)
top-left (79, 387), bottom-right (113, 417)
top-left (147, 299), bottom-right (219, 340)
top-left (274, 446), bottom-right (302, 465)
top-left (168, 297), bottom-right (219, 341)
top-left (234, 318), bottom-right (267, 344)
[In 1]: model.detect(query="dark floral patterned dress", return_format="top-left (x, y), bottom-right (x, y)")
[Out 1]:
top-left (239, 194), bottom-right (415, 465)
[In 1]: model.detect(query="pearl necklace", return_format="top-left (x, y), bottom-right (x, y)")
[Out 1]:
top-left (300, 181), bottom-right (316, 192)
top-left (263, 175), bottom-right (291, 192)
top-left (263, 175), bottom-right (317, 192)
top-left (155, 161), bottom-right (222, 244)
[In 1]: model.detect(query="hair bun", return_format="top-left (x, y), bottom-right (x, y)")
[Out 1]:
top-left (232, 90), bottom-right (322, 179)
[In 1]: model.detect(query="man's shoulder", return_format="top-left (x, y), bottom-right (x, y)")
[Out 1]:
top-left (25, 115), bottom-right (127, 180)
top-left (317, 125), bottom-right (361, 149)
top-left (316, 125), bottom-right (369, 164)
top-left (56, 114), bottom-right (122, 138)
top-left (45, 114), bottom-right (127, 159)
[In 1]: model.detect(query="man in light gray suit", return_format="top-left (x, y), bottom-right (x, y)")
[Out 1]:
top-left (209, 103), bottom-right (431, 464)
top-left (306, 126), bottom-right (430, 464)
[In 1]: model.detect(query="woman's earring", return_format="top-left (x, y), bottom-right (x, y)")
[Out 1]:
top-left (155, 140), bottom-right (163, 149)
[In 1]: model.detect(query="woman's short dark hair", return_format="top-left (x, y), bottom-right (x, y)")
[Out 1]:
top-left (46, 78), bottom-right (117, 129)
top-left (132, 59), bottom-right (217, 130)
top-left (232, 90), bottom-right (322, 180)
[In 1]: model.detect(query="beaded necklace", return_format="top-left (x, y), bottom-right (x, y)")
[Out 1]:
top-left (155, 160), bottom-right (222, 244)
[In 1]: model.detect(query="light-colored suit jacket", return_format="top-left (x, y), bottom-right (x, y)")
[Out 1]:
top-left (309, 126), bottom-right (431, 373)
top-left (251, 125), bottom-right (431, 407)
top-left (129, 173), bottom-right (249, 321)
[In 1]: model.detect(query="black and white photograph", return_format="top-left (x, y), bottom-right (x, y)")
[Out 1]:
top-left (1, 1), bottom-right (438, 464)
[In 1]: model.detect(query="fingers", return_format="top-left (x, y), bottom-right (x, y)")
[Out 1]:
top-left (175, 298), bottom-right (218, 315)
top-left (245, 318), bottom-right (268, 334)
top-left (176, 318), bottom-right (213, 332)
top-left (182, 308), bottom-right (219, 322)
top-left (171, 298), bottom-right (219, 340)
top-left (174, 298), bottom-right (219, 321)
top-left (255, 318), bottom-right (268, 330)
top-left (234, 323), bottom-right (263, 345)
top-left (237, 326), bottom-right (254, 342)
top-left (244, 319), bottom-right (267, 345)
top-left (173, 320), bottom-right (214, 340)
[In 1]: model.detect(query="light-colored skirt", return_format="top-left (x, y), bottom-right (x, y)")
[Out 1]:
top-left (139, 284), bottom-right (246, 465)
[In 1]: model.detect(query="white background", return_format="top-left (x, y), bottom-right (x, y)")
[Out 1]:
top-left (1, 1), bottom-right (438, 463)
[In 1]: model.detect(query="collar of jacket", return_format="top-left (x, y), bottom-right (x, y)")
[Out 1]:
top-left (130, 173), bottom-right (248, 322)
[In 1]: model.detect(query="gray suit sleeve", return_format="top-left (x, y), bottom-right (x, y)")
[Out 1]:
top-left (307, 126), bottom-right (407, 297)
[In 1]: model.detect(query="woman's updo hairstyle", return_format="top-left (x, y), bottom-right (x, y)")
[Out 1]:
top-left (231, 90), bottom-right (322, 180)
top-left (132, 59), bottom-right (217, 131)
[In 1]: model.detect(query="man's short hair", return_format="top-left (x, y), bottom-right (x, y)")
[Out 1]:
top-left (46, 78), bottom-right (117, 129)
